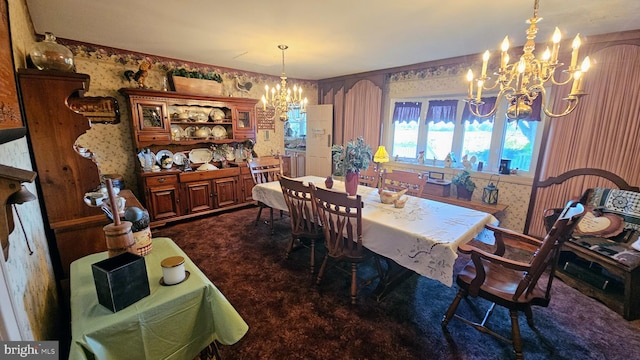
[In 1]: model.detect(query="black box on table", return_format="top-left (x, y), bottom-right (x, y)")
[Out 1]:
top-left (91, 252), bottom-right (150, 312)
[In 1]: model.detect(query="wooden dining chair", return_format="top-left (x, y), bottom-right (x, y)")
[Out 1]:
top-left (279, 176), bottom-right (324, 275)
top-left (380, 169), bottom-right (425, 197)
top-left (441, 200), bottom-right (585, 360)
top-left (358, 164), bottom-right (381, 188)
top-left (310, 184), bottom-right (384, 304)
top-left (248, 156), bottom-right (283, 234)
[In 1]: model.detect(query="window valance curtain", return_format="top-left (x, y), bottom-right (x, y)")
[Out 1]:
top-left (460, 97), bottom-right (497, 123)
top-left (392, 102), bottom-right (421, 123)
top-left (425, 100), bottom-right (458, 124)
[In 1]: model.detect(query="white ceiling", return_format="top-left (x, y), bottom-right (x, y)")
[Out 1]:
top-left (25, 0), bottom-right (640, 80)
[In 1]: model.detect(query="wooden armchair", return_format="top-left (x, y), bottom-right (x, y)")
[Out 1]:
top-left (358, 164), bottom-right (381, 188)
top-left (380, 169), bottom-right (425, 197)
top-left (442, 200), bottom-right (584, 360)
top-left (248, 156), bottom-right (283, 234)
top-left (279, 176), bottom-right (324, 275)
top-left (310, 184), bottom-right (384, 304)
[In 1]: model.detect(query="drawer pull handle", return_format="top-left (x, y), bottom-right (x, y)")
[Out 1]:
top-left (158, 178), bottom-right (166, 183)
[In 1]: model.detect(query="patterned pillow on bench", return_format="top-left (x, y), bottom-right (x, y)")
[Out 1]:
top-left (588, 188), bottom-right (640, 231)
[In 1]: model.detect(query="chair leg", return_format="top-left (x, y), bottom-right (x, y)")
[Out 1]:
top-left (524, 305), bottom-right (535, 328)
top-left (316, 255), bottom-right (329, 285)
top-left (442, 288), bottom-right (466, 327)
top-left (254, 204), bottom-right (264, 226)
top-left (269, 207), bottom-right (274, 234)
top-left (509, 309), bottom-right (524, 360)
top-left (285, 235), bottom-right (295, 259)
top-left (309, 240), bottom-right (315, 275)
top-left (350, 262), bottom-right (358, 305)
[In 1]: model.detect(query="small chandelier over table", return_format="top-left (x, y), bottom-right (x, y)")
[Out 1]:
top-left (465, 0), bottom-right (591, 120)
top-left (262, 44), bottom-right (308, 122)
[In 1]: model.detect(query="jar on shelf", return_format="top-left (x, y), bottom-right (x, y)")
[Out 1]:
top-left (29, 32), bottom-right (75, 72)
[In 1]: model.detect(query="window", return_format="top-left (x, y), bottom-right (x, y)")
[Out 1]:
top-left (387, 95), bottom-right (544, 176)
top-left (286, 106), bottom-right (306, 137)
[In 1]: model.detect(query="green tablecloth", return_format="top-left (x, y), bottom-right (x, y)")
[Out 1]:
top-left (69, 237), bottom-right (248, 360)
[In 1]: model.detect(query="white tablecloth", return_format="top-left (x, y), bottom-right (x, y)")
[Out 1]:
top-left (252, 176), bottom-right (498, 286)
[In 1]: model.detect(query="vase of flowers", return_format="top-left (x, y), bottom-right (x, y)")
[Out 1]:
top-left (331, 137), bottom-right (373, 196)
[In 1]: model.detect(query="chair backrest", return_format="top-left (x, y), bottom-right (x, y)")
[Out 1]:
top-left (310, 184), bottom-right (364, 260)
top-left (515, 200), bottom-right (585, 300)
top-left (380, 169), bottom-right (425, 197)
top-left (359, 164), bottom-right (381, 188)
top-left (248, 156), bottom-right (282, 185)
top-left (279, 176), bottom-right (321, 238)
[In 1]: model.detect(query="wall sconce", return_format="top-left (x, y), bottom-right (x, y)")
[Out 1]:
top-left (0, 164), bottom-right (37, 260)
top-left (482, 175), bottom-right (500, 205)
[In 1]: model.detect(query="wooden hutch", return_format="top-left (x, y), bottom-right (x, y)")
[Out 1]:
top-left (120, 88), bottom-right (260, 228)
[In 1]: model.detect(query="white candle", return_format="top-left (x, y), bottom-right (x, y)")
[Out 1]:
top-left (571, 71), bottom-right (582, 94)
top-left (481, 50), bottom-right (490, 78)
top-left (500, 36), bottom-right (509, 69)
top-left (570, 34), bottom-right (581, 69)
top-left (161, 256), bottom-right (186, 285)
top-left (466, 69), bottom-right (474, 99)
top-left (551, 27), bottom-right (561, 63)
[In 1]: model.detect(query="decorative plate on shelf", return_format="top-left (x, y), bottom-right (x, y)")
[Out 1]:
top-left (211, 125), bottom-right (227, 140)
top-left (189, 148), bottom-right (213, 164)
top-left (183, 126), bottom-right (195, 138)
top-left (155, 150), bottom-right (174, 165)
top-left (209, 108), bottom-right (226, 122)
top-left (170, 125), bottom-right (183, 140)
top-left (173, 152), bottom-right (187, 166)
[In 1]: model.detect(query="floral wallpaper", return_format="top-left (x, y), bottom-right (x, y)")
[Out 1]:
top-left (64, 44), bottom-right (318, 199)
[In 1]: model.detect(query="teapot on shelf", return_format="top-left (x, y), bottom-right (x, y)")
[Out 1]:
top-left (174, 109), bottom-right (190, 121)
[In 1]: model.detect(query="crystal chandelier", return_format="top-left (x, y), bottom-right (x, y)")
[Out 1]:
top-left (262, 45), bottom-right (308, 121)
top-left (465, 0), bottom-right (591, 120)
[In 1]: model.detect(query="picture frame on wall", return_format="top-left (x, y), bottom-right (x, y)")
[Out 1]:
top-left (0, 0), bottom-right (27, 144)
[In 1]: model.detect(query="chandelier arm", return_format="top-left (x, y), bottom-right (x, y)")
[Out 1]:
top-left (467, 88), bottom-right (510, 118)
top-left (481, 77), bottom-right (501, 91)
top-left (549, 70), bottom-right (575, 86)
top-left (542, 98), bottom-right (579, 118)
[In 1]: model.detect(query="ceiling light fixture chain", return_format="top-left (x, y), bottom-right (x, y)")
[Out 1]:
top-left (465, 0), bottom-right (591, 120)
top-left (262, 44), bottom-right (308, 122)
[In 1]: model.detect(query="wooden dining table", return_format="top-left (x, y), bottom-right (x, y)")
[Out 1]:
top-left (252, 176), bottom-right (498, 299)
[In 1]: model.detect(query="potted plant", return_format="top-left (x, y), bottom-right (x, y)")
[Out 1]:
top-left (169, 68), bottom-right (223, 96)
top-left (331, 137), bottom-right (372, 195)
top-left (452, 170), bottom-right (476, 200)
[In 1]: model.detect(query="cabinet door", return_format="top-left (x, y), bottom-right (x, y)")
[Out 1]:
top-left (213, 177), bottom-right (238, 208)
top-left (133, 99), bottom-right (171, 146)
top-left (296, 152), bottom-right (306, 177)
top-left (240, 172), bottom-right (255, 203)
top-left (147, 184), bottom-right (180, 220)
top-left (233, 105), bottom-right (256, 139)
top-left (184, 180), bottom-right (214, 213)
top-left (305, 104), bottom-right (333, 176)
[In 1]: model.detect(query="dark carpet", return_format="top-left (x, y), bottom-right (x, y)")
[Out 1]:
top-left (153, 206), bottom-right (640, 360)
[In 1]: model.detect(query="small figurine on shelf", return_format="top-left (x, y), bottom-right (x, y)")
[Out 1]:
top-left (124, 60), bottom-right (151, 88)
top-left (444, 153), bottom-right (453, 168)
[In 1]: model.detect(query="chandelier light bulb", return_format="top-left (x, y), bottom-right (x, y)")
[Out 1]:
top-left (542, 47), bottom-right (551, 61)
top-left (501, 36), bottom-right (510, 52)
top-left (581, 56), bottom-right (591, 72)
